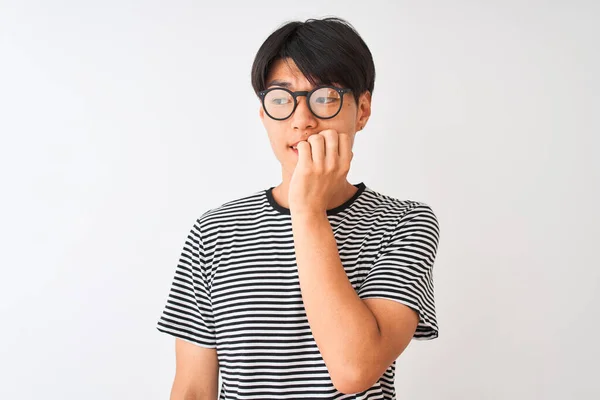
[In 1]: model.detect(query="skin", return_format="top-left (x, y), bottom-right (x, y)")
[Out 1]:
top-left (259, 57), bottom-right (372, 211)
top-left (166, 57), bottom-right (420, 400)
top-left (259, 57), bottom-right (420, 394)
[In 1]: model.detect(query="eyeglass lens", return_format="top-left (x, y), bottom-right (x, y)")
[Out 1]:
top-left (264, 87), bottom-right (342, 119)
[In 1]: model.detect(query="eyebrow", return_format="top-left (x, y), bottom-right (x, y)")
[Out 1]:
top-left (265, 78), bottom-right (326, 89)
top-left (265, 79), bottom-right (292, 88)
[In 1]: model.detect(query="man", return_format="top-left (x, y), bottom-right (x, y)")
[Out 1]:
top-left (157, 17), bottom-right (440, 399)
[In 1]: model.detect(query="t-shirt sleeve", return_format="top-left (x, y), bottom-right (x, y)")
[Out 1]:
top-left (357, 202), bottom-right (440, 340)
top-left (156, 218), bottom-right (216, 348)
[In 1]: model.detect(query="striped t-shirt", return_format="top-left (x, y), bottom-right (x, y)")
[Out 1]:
top-left (156, 182), bottom-right (440, 399)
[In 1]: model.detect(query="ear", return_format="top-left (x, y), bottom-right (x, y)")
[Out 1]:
top-left (355, 91), bottom-right (372, 131)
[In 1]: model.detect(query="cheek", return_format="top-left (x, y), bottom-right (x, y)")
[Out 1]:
top-left (333, 109), bottom-right (358, 132)
top-left (264, 122), bottom-right (287, 146)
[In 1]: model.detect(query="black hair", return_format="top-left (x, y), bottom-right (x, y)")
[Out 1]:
top-left (251, 17), bottom-right (375, 104)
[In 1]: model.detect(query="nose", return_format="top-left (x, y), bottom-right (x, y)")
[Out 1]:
top-left (290, 95), bottom-right (317, 131)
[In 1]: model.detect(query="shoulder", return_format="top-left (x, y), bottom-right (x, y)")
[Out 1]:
top-left (194, 187), bottom-right (270, 234)
top-left (363, 185), bottom-right (437, 222)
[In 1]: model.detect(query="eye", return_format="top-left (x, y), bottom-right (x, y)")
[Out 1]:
top-left (311, 87), bottom-right (341, 105)
top-left (271, 97), bottom-right (292, 105)
top-left (314, 96), bottom-right (339, 104)
top-left (265, 88), bottom-right (293, 106)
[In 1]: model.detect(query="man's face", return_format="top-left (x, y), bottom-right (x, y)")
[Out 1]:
top-left (259, 57), bottom-right (371, 178)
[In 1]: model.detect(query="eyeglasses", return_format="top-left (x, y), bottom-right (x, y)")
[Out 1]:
top-left (258, 85), bottom-right (352, 120)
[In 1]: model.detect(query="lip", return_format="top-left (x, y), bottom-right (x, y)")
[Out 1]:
top-left (289, 140), bottom-right (304, 148)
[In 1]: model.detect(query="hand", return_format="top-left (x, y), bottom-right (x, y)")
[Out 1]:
top-left (288, 129), bottom-right (354, 215)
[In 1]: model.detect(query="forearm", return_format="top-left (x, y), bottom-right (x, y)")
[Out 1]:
top-left (170, 384), bottom-right (217, 400)
top-left (170, 371), bottom-right (218, 400)
top-left (291, 211), bottom-right (381, 381)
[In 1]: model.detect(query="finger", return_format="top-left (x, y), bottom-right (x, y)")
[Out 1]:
top-left (322, 129), bottom-right (339, 158)
top-left (297, 140), bottom-right (312, 167)
top-left (319, 129), bottom-right (339, 171)
top-left (308, 134), bottom-right (325, 169)
top-left (338, 132), bottom-right (353, 169)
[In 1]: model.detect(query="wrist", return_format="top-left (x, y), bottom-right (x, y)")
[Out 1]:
top-left (290, 208), bottom-right (327, 219)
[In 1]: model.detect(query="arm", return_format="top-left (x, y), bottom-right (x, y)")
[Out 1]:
top-left (291, 211), bottom-right (419, 394)
top-left (170, 338), bottom-right (219, 400)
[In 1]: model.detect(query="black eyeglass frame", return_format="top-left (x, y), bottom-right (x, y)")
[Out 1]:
top-left (258, 85), bottom-right (353, 121)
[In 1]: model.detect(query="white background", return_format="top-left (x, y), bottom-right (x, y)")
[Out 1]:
top-left (1, 1), bottom-right (598, 399)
